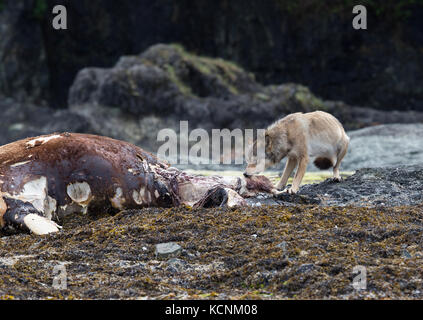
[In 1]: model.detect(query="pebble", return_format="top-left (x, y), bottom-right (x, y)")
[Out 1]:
top-left (155, 242), bottom-right (182, 258)
top-left (299, 250), bottom-right (308, 257)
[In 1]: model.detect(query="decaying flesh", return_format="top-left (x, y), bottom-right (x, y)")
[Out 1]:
top-left (0, 133), bottom-right (277, 235)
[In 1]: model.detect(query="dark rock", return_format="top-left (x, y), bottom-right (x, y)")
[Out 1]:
top-left (245, 164), bottom-right (423, 207)
top-left (297, 165), bottom-right (423, 207)
top-left (1, 201), bottom-right (423, 299)
top-left (276, 242), bottom-right (287, 250)
top-left (401, 245), bottom-right (412, 259)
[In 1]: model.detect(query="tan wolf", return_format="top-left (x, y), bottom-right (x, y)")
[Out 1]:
top-left (243, 111), bottom-right (350, 194)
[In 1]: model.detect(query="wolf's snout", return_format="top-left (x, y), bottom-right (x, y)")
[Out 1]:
top-left (243, 172), bottom-right (251, 178)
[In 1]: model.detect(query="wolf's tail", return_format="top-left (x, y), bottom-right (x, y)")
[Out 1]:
top-left (313, 157), bottom-right (333, 170)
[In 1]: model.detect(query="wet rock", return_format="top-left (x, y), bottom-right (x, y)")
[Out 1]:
top-left (0, 255), bottom-right (36, 267)
top-left (276, 242), bottom-right (287, 250)
top-left (1, 204), bottom-right (423, 299)
top-left (2, 41), bottom-right (423, 159)
top-left (244, 164), bottom-right (423, 207)
top-left (155, 242), bottom-right (182, 259)
top-left (296, 165), bottom-right (423, 207)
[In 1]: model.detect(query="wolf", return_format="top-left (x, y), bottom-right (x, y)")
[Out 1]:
top-left (243, 111), bottom-right (350, 194)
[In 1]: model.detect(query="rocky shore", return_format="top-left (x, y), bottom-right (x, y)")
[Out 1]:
top-left (1, 165), bottom-right (422, 299)
top-left (1, 1), bottom-right (422, 301)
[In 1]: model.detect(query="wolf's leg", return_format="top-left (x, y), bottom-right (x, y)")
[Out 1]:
top-left (284, 156), bottom-right (308, 194)
top-left (276, 157), bottom-right (297, 190)
top-left (333, 140), bottom-right (349, 182)
top-left (2, 198), bottom-right (61, 235)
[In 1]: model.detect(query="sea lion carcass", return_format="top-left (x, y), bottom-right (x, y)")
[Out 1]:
top-left (0, 133), bottom-right (276, 235)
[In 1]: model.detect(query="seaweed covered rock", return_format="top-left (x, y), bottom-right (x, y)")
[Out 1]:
top-left (68, 44), bottom-right (303, 130)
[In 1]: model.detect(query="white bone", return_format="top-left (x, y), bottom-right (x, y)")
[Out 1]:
top-left (23, 214), bottom-right (61, 235)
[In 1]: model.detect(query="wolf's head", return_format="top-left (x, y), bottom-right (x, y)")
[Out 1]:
top-left (243, 130), bottom-right (288, 177)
